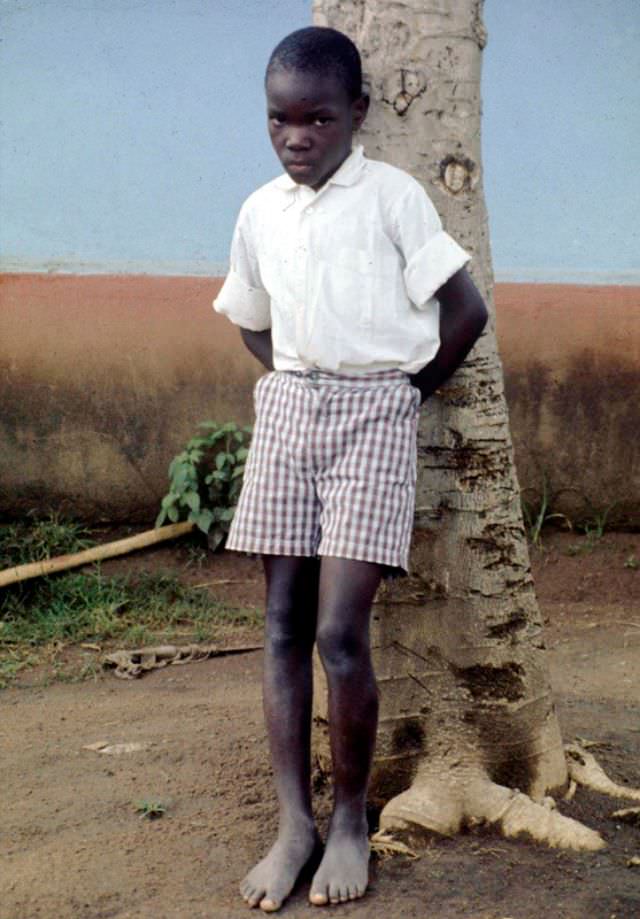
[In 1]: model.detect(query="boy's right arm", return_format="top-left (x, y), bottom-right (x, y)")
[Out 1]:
top-left (239, 327), bottom-right (274, 371)
top-left (214, 202), bottom-right (272, 361)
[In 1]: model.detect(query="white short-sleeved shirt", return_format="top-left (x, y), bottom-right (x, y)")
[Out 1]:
top-left (213, 145), bottom-right (470, 374)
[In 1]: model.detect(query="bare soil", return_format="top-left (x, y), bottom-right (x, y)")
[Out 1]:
top-left (2, 532), bottom-right (640, 919)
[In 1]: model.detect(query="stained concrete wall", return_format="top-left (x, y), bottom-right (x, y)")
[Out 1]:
top-left (0, 275), bottom-right (253, 521)
top-left (0, 274), bottom-right (638, 525)
top-left (497, 284), bottom-right (640, 526)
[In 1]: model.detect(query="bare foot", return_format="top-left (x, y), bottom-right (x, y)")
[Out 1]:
top-left (240, 822), bottom-right (320, 912)
top-left (309, 824), bottom-right (370, 906)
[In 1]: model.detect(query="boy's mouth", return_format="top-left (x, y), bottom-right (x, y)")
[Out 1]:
top-left (285, 160), bottom-right (315, 176)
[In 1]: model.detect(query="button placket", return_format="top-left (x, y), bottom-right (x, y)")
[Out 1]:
top-left (294, 202), bottom-right (312, 359)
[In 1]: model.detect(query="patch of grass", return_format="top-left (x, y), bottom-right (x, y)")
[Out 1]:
top-left (0, 518), bottom-right (262, 688)
top-left (1, 569), bottom-right (259, 646)
top-left (521, 476), bottom-right (572, 548)
top-left (0, 513), bottom-right (94, 568)
top-left (51, 659), bottom-right (102, 684)
top-left (562, 503), bottom-right (618, 556)
top-left (0, 650), bottom-right (39, 685)
top-left (578, 502), bottom-right (616, 545)
top-left (182, 542), bottom-right (209, 569)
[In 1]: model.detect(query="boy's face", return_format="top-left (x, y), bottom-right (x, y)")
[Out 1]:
top-left (266, 69), bottom-right (368, 191)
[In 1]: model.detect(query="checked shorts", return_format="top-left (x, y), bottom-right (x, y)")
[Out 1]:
top-left (226, 369), bottom-right (421, 573)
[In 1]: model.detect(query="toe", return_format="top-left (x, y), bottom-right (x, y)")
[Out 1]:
top-left (259, 896), bottom-right (281, 913)
top-left (309, 887), bottom-right (329, 906)
top-left (244, 887), bottom-right (264, 908)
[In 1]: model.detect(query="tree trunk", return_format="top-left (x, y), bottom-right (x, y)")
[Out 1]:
top-left (312, 0), bottom-right (602, 851)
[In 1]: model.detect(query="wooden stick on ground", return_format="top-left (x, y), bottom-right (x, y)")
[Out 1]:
top-left (0, 521), bottom-right (195, 588)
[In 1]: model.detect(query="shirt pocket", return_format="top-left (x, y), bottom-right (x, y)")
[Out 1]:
top-left (313, 246), bottom-right (398, 331)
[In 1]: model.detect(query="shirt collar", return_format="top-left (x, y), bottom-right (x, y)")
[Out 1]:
top-left (274, 145), bottom-right (366, 192)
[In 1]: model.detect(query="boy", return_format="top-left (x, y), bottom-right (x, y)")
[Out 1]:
top-left (214, 26), bottom-right (487, 911)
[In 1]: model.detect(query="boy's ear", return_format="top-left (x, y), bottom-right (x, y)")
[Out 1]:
top-left (352, 94), bottom-right (369, 130)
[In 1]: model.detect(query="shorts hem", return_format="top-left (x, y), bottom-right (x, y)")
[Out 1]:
top-left (224, 538), bottom-right (316, 558)
top-left (319, 543), bottom-right (408, 571)
top-left (225, 538), bottom-right (408, 573)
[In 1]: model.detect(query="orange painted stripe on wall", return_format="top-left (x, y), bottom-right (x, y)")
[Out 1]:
top-left (1, 273), bottom-right (639, 375)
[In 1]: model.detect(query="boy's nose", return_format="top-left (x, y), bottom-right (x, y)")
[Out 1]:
top-left (285, 129), bottom-right (311, 150)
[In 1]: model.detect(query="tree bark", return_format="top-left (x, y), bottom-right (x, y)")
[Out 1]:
top-left (312, 0), bottom-right (602, 851)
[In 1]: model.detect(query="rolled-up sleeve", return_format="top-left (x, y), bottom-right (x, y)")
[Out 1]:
top-left (393, 182), bottom-right (470, 310)
top-left (213, 206), bottom-right (271, 331)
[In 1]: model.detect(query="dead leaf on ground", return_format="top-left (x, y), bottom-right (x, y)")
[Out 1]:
top-left (370, 830), bottom-right (419, 860)
top-left (82, 741), bottom-right (148, 755)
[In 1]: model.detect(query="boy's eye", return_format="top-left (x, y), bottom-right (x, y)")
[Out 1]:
top-left (314, 116), bottom-right (332, 126)
top-left (269, 115), bottom-right (285, 126)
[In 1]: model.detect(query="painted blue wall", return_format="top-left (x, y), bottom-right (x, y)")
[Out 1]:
top-left (482, 0), bottom-right (640, 282)
top-left (0, 0), bottom-right (310, 275)
top-left (1, 0), bottom-right (638, 282)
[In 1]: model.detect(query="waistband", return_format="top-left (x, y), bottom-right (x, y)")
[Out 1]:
top-left (282, 369), bottom-right (410, 389)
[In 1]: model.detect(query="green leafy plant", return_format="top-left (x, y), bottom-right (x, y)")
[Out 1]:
top-left (135, 798), bottom-right (167, 820)
top-left (156, 421), bottom-right (252, 550)
top-left (624, 555), bottom-right (638, 570)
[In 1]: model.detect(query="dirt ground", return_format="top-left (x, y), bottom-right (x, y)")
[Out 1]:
top-left (2, 532), bottom-right (640, 919)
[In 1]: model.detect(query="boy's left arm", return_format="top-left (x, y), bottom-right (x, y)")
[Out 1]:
top-left (409, 267), bottom-right (488, 403)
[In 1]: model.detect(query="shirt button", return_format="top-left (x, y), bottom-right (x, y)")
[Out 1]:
top-left (307, 207), bottom-right (314, 214)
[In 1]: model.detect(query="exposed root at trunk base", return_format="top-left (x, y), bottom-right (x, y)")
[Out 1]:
top-left (611, 807), bottom-right (640, 826)
top-left (565, 743), bottom-right (640, 802)
top-left (379, 772), bottom-right (604, 852)
top-left (378, 742), bottom-right (640, 854)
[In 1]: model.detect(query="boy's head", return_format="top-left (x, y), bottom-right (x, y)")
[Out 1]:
top-left (265, 27), bottom-right (369, 191)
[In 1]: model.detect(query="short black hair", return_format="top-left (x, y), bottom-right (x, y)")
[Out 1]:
top-left (266, 26), bottom-right (363, 102)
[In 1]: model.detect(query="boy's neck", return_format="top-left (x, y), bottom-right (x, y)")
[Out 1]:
top-left (311, 145), bottom-right (354, 192)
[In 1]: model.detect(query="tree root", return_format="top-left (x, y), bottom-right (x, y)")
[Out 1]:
top-left (611, 807), bottom-right (640, 826)
top-left (565, 743), bottom-right (640, 802)
top-left (466, 780), bottom-right (604, 851)
top-left (379, 742), bottom-right (640, 854)
top-left (379, 772), bottom-right (604, 852)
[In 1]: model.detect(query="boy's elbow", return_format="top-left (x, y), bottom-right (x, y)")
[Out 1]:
top-left (474, 297), bottom-right (489, 336)
top-left (461, 287), bottom-right (488, 343)
top-left (438, 268), bottom-right (488, 339)
top-left (465, 270), bottom-right (489, 328)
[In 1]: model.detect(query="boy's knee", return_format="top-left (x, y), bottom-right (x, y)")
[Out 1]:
top-left (316, 623), bottom-right (369, 675)
top-left (265, 600), bottom-right (313, 653)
